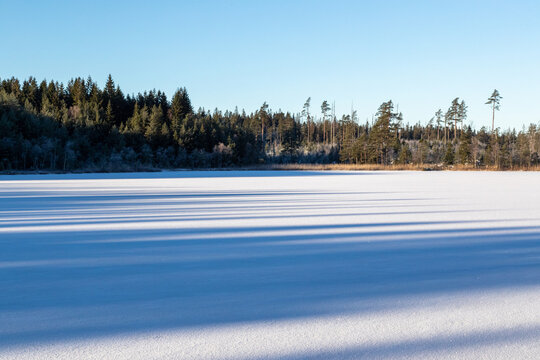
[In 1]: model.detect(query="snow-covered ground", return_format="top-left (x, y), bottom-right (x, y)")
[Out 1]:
top-left (0, 170), bottom-right (539, 359)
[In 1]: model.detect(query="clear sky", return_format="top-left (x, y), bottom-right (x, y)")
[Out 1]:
top-left (2, 0), bottom-right (539, 129)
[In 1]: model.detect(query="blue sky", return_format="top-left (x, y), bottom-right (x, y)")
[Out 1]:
top-left (2, 0), bottom-right (539, 129)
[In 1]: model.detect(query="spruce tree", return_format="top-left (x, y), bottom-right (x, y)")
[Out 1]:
top-left (105, 74), bottom-right (115, 100)
top-left (444, 144), bottom-right (455, 165)
top-left (397, 142), bottom-right (412, 164)
top-left (171, 87), bottom-right (193, 122)
top-left (145, 105), bottom-right (164, 145)
top-left (126, 103), bottom-right (144, 133)
top-left (105, 100), bottom-right (114, 127)
top-left (368, 101), bottom-right (395, 164)
top-left (170, 88), bottom-right (193, 142)
top-left (458, 126), bottom-right (472, 164)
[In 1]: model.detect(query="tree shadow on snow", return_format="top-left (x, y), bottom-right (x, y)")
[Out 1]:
top-left (0, 189), bottom-right (539, 349)
top-left (0, 169), bottom-right (376, 181)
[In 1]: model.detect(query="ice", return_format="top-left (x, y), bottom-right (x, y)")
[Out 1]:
top-left (0, 170), bottom-right (539, 359)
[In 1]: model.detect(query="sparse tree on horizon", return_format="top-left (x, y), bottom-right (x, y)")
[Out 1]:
top-left (302, 97), bottom-right (311, 146)
top-left (486, 89), bottom-right (502, 133)
top-left (435, 109), bottom-right (443, 142)
top-left (321, 100), bottom-right (330, 144)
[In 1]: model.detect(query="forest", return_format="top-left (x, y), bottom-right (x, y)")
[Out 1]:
top-left (0, 75), bottom-right (539, 171)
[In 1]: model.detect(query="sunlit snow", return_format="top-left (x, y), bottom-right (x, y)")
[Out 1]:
top-left (1, 170), bottom-right (539, 359)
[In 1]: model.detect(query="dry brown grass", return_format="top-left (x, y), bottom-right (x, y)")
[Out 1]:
top-left (248, 163), bottom-right (540, 171)
top-left (255, 163), bottom-right (432, 171)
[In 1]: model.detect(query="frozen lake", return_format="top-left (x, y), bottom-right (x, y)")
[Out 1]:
top-left (1, 170), bottom-right (539, 359)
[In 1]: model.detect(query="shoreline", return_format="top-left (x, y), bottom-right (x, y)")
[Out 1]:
top-left (1, 163), bottom-right (540, 175)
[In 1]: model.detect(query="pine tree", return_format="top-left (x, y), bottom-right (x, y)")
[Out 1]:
top-left (321, 100), bottom-right (330, 143)
top-left (445, 98), bottom-right (467, 141)
top-left (435, 109), bottom-right (443, 141)
top-left (458, 100), bottom-right (467, 138)
top-left (302, 97), bottom-right (311, 146)
top-left (258, 102), bottom-right (269, 153)
top-left (446, 98), bottom-right (459, 141)
top-left (486, 89), bottom-right (502, 133)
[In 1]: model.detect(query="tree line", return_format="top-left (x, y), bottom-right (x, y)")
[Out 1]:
top-left (0, 76), bottom-right (538, 171)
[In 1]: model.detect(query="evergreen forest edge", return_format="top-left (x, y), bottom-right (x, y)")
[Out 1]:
top-left (0, 76), bottom-right (536, 172)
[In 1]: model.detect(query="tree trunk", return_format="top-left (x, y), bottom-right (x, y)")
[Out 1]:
top-left (492, 105), bottom-right (495, 133)
top-left (444, 120), bottom-right (447, 144)
top-left (307, 118), bottom-right (310, 146)
top-left (261, 118), bottom-right (265, 153)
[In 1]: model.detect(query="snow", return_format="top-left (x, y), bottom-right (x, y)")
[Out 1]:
top-left (0, 170), bottom-right (539, 359)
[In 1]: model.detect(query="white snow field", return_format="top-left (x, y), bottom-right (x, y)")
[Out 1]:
top-left (0, 170), bottom-right (539, 360)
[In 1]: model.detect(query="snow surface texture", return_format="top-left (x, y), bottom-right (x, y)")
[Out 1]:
top-left (0, 170), bottom-right (539, 359)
